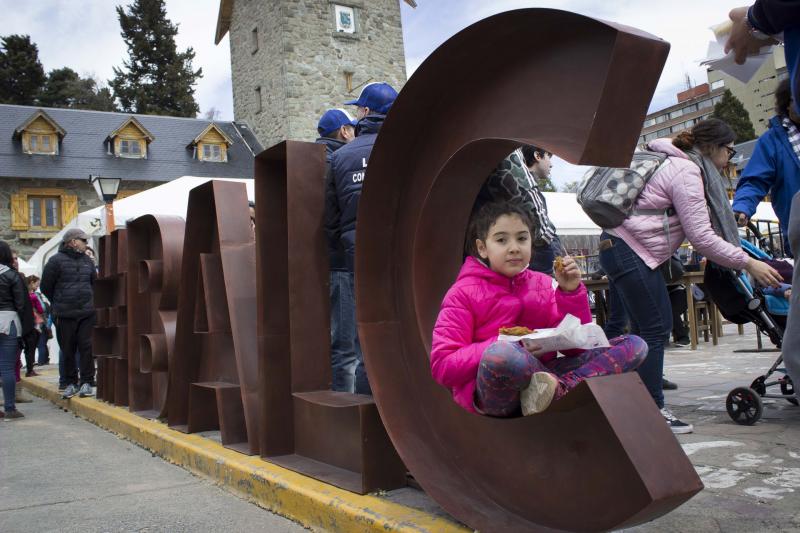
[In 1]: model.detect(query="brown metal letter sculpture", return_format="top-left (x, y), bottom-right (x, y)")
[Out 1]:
top-left (255, 141), bottom-right (406, 494)
top-left (127, 215), bottom-right (185, 417)
top-left (356, 9), bottom-right (703, 532)
top-left (167, 180), bottom-right (260, 455)
top-left (94, 229), bottom-right (129, 407)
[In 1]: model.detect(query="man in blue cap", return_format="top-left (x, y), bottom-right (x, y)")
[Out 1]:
top-left (324, 82), bottom-right (398, 395)
top-left (316, 108), bottom-right (357, 394)
top-left (316, 108), bottom-right (356, 162)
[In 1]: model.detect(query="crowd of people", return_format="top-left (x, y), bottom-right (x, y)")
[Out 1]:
top-left (0, 228), bottom-right (97, 419)
top-left (2, 1), bottom-right (798, 443)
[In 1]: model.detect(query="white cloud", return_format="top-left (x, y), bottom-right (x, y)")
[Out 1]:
top-left (0, 0), bottom-right (231, 119)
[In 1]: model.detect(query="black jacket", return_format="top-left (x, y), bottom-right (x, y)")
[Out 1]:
top-left (40, 244), bottom-right (97, 319)
top-left (317, 136), bottom-right (349, 271)
top-left (0, 266), bottom-right (26, 325)
top-left (325, 115), bottom-right (385, 271)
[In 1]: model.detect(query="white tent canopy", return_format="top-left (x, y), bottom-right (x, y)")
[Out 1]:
top-left (542, 192), bottom-right (601, 236)
top-left (26, 177), bottom-right (254, 276)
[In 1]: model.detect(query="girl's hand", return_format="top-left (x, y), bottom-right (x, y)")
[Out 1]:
top-left (785, 289), bottom-right (792, 300)
top-left (745, 258), bottom-right (782, 288)
top-left (555, 255), bottom-right (581, 292)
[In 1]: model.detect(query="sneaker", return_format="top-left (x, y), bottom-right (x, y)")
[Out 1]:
top-left (25, 370), bottom-right (39, 377)
top-left (62, 384), bottom-right (79, 399)
top-left (674, 339), bottom-right (691, 348)
top-left (662, 377), bottom-right (679, 390)
top-left (78, 383), bottom-right (94, 398)
top-left (661, 408), bottom-right (693, 434)
top-left (58, 384), bottom-right (67, 392)
top-left (5, 409), bottom-right (24, 420)
top-left (520, 372), bottom-right (559, 415)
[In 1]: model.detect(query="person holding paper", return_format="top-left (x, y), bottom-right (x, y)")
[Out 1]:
top-left (431, 201), bottom-right (647, 418)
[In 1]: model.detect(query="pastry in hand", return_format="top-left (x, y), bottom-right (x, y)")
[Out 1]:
top-left (499, 326), bottom-right (535, 336)
top-left (553, 256), bottom-right (564, 274)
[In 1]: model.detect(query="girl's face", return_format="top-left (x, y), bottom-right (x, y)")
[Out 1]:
top-left (475, 214), bottom-right (532, 278)
top-left (29, 281), bottom-right (38, 292)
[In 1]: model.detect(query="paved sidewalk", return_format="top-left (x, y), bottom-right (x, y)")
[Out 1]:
top-left (0, 392), bottom-right (307, 533)
top-left (628, 323), bottom-right (800, 532)
top-left (5, 322), bottom-right (800, 532)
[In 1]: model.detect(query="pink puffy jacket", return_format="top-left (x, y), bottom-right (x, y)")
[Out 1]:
top-left (611, 138), bottom-right (748, 270)
top-left (430, 256), bottom-right (592, 413)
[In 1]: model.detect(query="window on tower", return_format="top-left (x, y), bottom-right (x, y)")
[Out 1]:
top-left (255, 86), bottom-right (263, 113)
top-left (251, 26), bottom-right (259, 53)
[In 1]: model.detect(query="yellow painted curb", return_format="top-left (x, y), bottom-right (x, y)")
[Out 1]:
top-left (22, 377), bottom-right (468, 533)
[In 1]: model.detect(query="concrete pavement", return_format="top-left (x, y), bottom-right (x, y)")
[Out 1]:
top-left (4, 322), bottom-right (800, 532)
top-left (0, 393), bottom-right (308, 533)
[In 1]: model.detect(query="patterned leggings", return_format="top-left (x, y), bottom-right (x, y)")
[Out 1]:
top-left (475, 335), bottom-right (648, 417)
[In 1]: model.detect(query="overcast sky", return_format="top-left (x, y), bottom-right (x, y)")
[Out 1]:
top-left (0, 0), bottom-right (747, 187)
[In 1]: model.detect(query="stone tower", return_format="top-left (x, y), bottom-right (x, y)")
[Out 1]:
top-left (215, 0), bottom-right (408, 149)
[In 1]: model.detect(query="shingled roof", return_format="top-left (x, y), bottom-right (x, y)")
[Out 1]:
top-left (0, 104), bottom-right (262, 182)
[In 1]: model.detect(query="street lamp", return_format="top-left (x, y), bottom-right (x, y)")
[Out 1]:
top-left (89, 175), bottom-right (121, 234)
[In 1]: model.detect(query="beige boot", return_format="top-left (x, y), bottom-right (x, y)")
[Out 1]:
top-left (15, 382), bottom-right (33, 403)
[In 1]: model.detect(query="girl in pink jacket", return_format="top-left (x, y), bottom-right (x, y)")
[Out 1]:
top-left (431, 202), bottom-right (647, 417)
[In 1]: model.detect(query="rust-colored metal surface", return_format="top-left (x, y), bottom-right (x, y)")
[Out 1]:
top-left (167, 180), bottom-right (260, 455)
top-left (94, 229), bottom-right (129, 407)
top-left (126, 215), bottom-right (185, 418)
top-left (356, 8), bottom-right (703, 532)
top-left (255, 141), bottom-right (406, 494)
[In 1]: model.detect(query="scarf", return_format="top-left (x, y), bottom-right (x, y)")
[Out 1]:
top-left (685, 149), bottom-right (741, 249)
top-left (782, 117), bottom-right (800, 163)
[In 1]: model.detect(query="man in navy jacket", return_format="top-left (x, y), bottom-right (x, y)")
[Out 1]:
top-left (324, 82), bottom-right (398, 395)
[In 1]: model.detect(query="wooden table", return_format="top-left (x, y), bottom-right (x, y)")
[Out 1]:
top-left (584, 269), bottom-right (715, 350)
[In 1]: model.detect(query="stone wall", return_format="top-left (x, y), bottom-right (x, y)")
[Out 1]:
top-left (1, 178), bottom-right (156, 258)
top-left (229, 0), bottom-right (407, 149)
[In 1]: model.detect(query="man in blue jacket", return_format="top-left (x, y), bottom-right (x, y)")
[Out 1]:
top-left (316, 108), bottom-right (357, 393)
top-left (324, 82), bottom-right (398, 395)
top-left (733, 80), bottom-right (800, 255)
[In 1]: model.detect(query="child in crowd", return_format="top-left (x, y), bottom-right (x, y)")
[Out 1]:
top-left (23, 275), bottom-right (44, 377)
top-left (431, 202), bottom-right (648, 417)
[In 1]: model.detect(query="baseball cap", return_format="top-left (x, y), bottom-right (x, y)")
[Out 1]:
top-left (317, 108), bottom-right (357, 137)
top-left (62, 228), bottom-right (90, 243)
top-left (344, 82), bottom-right (398, 114)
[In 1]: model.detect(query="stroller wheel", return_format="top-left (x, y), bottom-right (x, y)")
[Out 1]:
top-left (779, 379), bottom-right (799, 406)
top-left (726, 387), bottom-right (763, 425)
top-left (750, 376), bottom-right (767, 396)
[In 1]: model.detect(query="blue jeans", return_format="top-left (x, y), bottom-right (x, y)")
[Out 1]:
top-left (530, 237), bottom-right (562, 276)
top-left (37, 324), bottom-right (50, 365)
top-left (330, 271), bottom-right (370, 394)
top-left (598, 233), bottom-right (671, 408)
top-left (0, 322), bottom-right (19, 411)
top-left (604, 280), bottom-right (630, 339)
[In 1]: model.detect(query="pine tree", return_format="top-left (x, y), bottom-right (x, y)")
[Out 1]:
top-left (41, 68), bottom-right (117, 111)
top-left (110, 0), bottom-right (202, 117)
top-left (536, 177), bottom-right (557, 192)
top-left (712, 89), bottom-right (756, 143)
top-left (0, 34), bottom-right (46, 105)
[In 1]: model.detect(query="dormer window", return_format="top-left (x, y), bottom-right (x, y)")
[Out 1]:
top-left (119, 138), bottom-right (144, 158)
top-left (14, 109), bottom-right (66, 156)
top-left (202, 143), bottom-right (223, 162)
top-left (107, 116), bottom-right (154, 159)
top-left (189, 123), bottom-right (233, 163)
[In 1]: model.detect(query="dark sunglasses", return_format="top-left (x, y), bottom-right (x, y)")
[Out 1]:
top-left (724, 146), bottom-right (737, 161)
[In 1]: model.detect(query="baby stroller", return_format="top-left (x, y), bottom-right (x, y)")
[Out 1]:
top-left (703, 226), bottom-right (796, 425)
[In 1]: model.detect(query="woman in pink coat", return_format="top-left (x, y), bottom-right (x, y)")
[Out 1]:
top-left (431, 201), bottom-right (647, 417)
top-left (599, 118), bottom-right (782, 434)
